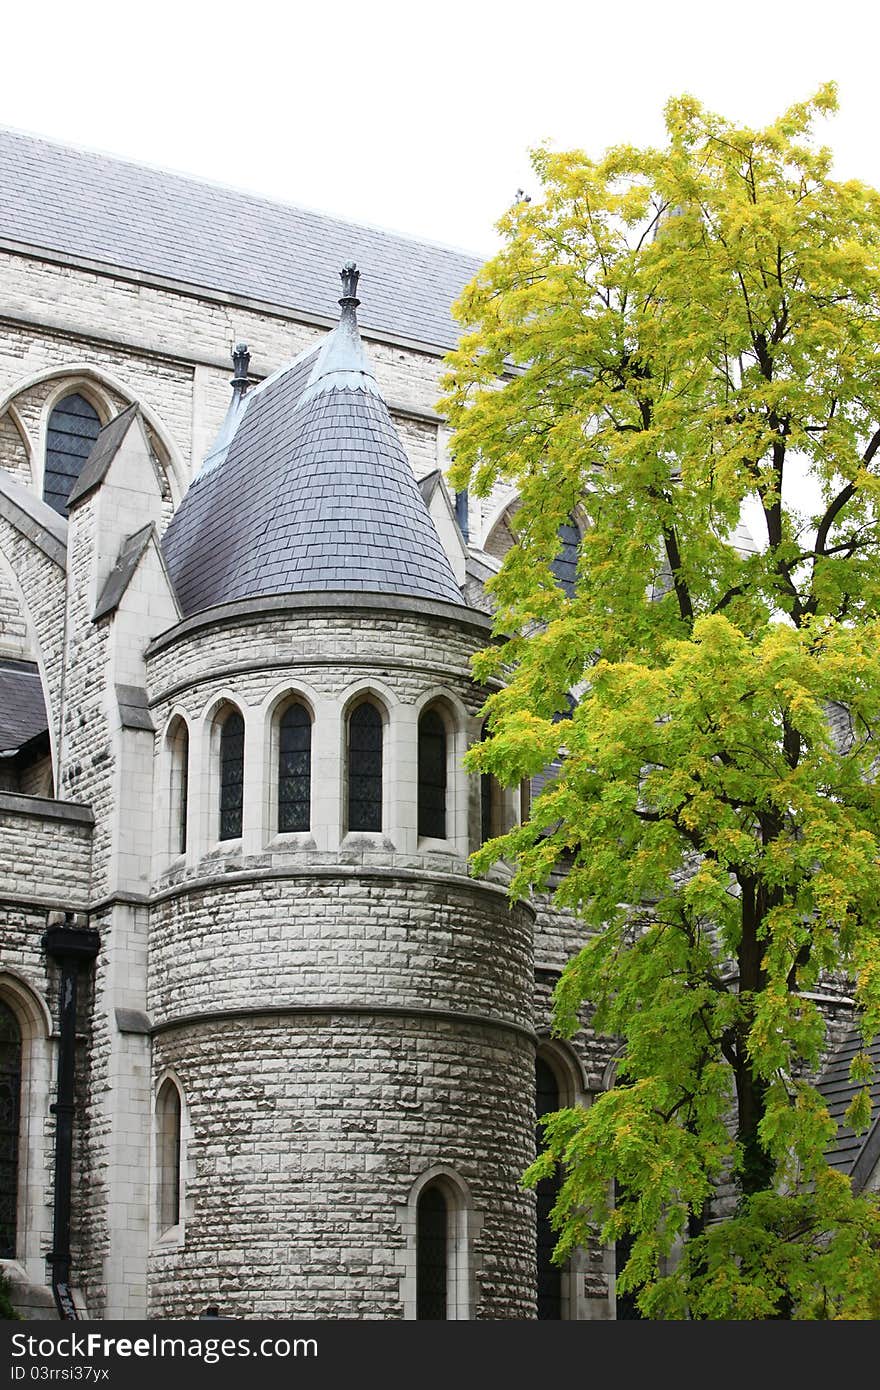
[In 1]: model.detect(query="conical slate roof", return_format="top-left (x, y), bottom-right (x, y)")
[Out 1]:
top-left (162, 266), bottom-right (465, 616)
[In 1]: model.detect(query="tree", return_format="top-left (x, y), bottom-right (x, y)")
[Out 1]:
top-left (440, 86), bottom-right (880, 1318)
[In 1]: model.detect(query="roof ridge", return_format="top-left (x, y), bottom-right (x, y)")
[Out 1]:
top-left (0, 125), bottom-right (488, 263)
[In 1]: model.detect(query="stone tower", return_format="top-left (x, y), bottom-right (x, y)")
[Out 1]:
top-left (139, 264), bottom-right (537, 1317)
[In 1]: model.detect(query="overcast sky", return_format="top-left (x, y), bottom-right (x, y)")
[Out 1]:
top-left (3, 0), bottom-right (879, 257)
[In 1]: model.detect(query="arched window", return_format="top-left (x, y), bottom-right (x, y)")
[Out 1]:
top-left (416, 1183), bottom-right (448, 1319)
top-left (551, 517), bottom-right (580, 599)
top-left (347, 702), bottom-right (382, 832)
top-left (168, 719), bottom-right (189, 856)
top-left (0, 999), bottom-right (22, 1258)
top-left (44, 393), bottom-right (102, 516)
top-left (479, 721), bottom-right (503, 845)
top-left (278, 703), bottom-right (311, 833)
top-left (219, 710), bottom-right (245, 841)
top-left (156, 1080), bottom-right (182, 1233)
top-left (535, 1056), bottom-right (563, 1319)
top-left (418, 709), bottom-right (447, 840)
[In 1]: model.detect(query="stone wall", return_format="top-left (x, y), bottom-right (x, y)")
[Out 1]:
top-left (150, 1012), bottom-right (536, 1319)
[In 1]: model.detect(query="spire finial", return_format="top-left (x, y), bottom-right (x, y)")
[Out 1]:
top-left (231, 342), bottom-right (251, 401)
top-left (339, 260), bottom-right (360, 313)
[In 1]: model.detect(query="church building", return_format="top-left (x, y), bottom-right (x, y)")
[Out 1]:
top-left (0, 129), bottom-right (874, 1321)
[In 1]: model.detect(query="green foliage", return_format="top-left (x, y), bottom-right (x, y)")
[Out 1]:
top-left (0, 1269), bottom-right (19, 1320)
top-left (442, 86), bottom-right (880, 1317)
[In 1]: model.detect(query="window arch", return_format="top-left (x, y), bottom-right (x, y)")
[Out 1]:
top-left (167, 717), bottom-right (189, 856)
top-left (418, 708), bottom-right (447, 840)
top-left (0, 998), bottom-right (22, 1259)
top-left (43, 392), bottom-right (102, 516)
top-left (400, 1167), bottom-right (472, 1320)
top-left (347, 701), bottom-right (383, 833)
top-left (156, 1078), bottom-right (183, 1234)
top-left (218, 708), bottom-right (245, 841)
top-left (278, 702), bottom-right (312, 833)
top-left (551, 516), bottom-right (580, 598)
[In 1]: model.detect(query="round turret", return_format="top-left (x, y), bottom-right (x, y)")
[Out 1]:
top-left (143, 270), bottom-right (537, 1318)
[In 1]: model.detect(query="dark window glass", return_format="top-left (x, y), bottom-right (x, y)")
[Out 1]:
top-left (0, 1000), bottom-right (22, 1259)
top-left (177, 724), bottom-right (189, 855)
top-left (480, 722), bottom-right (497, 845)
top-left (347, 703), bottom-right (382, 832)
top-left (158, 1082), bottom-right (182, 1231)
top-left (551, 518), bottom-right (580, 598)
top-left (418, 709), bottom-right (447, 839)
top-left (614, 1178), bottom-right (642, 1319)
top-left (43, 393), bottom-right (102, 516)
top-left (535, 1057), bottom-right (562, 1319)
top-left (219, 711), bottom-right (245, 841)
top-left (278, 703), bottom-right (311, 833)
top-left (480, 771), bottom-right (493, 845)
top-left (416, 1185), bottom-right (448, 1319)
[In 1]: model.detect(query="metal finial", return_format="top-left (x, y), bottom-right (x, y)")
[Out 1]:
top-left (339, 261), bottom-right (360, 309)
top-left (231, 342), bottom-right (251, 399)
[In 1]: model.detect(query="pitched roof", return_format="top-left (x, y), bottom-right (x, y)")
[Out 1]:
top-left (162, 280), bottom-right (465, 616)
top-left (0, 658), bottom-right (48, 753)
top-left (93, 523), bottom-right (154, 619)
top-left (0, 128), bottom-right (482, 350)
top-left (816, 1027), bottom-right (880, 1190)
top-left (67, 403), bottom-right (139, 507)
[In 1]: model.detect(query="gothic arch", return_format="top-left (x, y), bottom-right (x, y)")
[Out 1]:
top-left (0, 404), bottom-right (35, 489)
top-left (413, 689), bottom-right (469, 852)
top-left (399, 1166), bottom-right (475, 1320)
top-left (482, 494), bottom-right (590, 579)
top-left (151, 1069), bottom-right (190, 1249)
top-left (0, 365), bottom-right (187, 506)
top-left (535, 1037), bottom-right (589, 1109)
top-left (192, 692), bottom-right (249, 849)
top-left (263, 687), bottom-right (317, 839)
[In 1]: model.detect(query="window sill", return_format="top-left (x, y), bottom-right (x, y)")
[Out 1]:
top-left (340, 831), bottom-right (396, 852)
top-left (152, 1223), bottom-right (185, 1252)
top-left (266, 831), bottom-right (317, 851)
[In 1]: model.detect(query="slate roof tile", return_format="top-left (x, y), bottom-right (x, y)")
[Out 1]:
top-left (0, 658), bottom-right (48, 752)
top-left (0, 128), bottom-right (482, 350)
top-left (816, 1027), bottom-right (880, 1184)
top-left (162, 293), bottom-right (465, 615)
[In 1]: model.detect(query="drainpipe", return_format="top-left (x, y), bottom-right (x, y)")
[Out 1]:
top-left (42, 912), bottom-right (100, 1320)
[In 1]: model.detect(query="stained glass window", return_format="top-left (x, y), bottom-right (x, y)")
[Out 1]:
top-left (219, 711), bottom-right (245, 841)
top-left (418, 709), bottom-right (447, 839)
top-left (44, 393), bottom-right (101, 516)
top-left (278, 703), bottom-right (311, 833)
top-left (0, 1000), bottom-right (21, 1259)
top-left (347, 703), bottom-right (382, 832)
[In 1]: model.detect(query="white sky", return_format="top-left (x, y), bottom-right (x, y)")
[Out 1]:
top-left (3, 0), bottom-right (879, 257)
